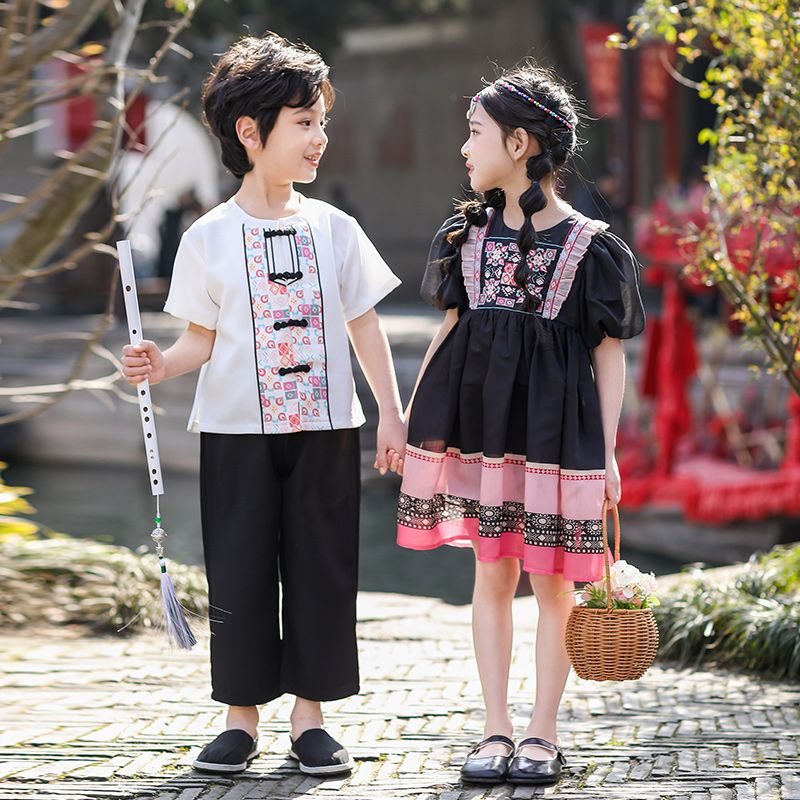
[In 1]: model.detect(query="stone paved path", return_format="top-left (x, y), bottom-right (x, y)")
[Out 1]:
top-left (1, 592), bottom-right (798, 799)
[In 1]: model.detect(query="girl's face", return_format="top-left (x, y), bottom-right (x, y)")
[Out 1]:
top-left (461, 101), bottom-right (517, 193)
top-left (241, 94), bottom-right (329, 184)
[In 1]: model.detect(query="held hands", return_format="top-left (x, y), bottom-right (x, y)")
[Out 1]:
top-left (374, 412), bottom-right (407, 477)
top-left (121, 340), bottom-right (166, 385)
top-left (605, 454), bottom-right (622, 508)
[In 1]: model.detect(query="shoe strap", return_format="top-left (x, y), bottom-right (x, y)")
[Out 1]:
top-left (516, 737), bottom-right (567, 765)
top-left (471, 734), bottom-right (514, 755)
top-left (517, 736), bottom-right (558, 754)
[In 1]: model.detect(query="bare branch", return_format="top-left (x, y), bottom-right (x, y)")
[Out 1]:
top-left (0, 0), bottom-right (25, 77)
top-left (0, 0), bottom-right (147, 299)
top-left (5, 0), bottom-right (107, 77)
top-left (0, 266), bottom-right (120, 427)
top-left (0, 62), bottom-right (119, 136)
top-left (1, 116), bottom-right (52, 140)
top-left (0, 298), bottom-right (38, 310)
top-left (0, 223), bottom-right (118, 292)
top-left (112, 91), bottom-right (189, 205)
top-left (658, 48), bottom-right (704, 91)
top-left (0, 0), bottom-right (203, 427)
top-left (0, 373), bottom-right (122, 397)
top-left (707, 175), bottom-right (800, 396)
top-left (0, 87), bottom-right (188, 294)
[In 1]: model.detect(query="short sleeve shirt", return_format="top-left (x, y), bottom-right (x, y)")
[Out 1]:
top-left (164, 195), bottom-right (401, 434)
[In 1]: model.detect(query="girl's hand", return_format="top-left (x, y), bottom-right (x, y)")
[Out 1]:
top-left (374, 413), bottom-right (407, 476)
top-left (605, 454), bottom-right (621, 508)
top-left (121, 340), bottom-right (165, 385)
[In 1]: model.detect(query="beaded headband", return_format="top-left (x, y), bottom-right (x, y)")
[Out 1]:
top-left (470, 79), bottom-right (575, 131)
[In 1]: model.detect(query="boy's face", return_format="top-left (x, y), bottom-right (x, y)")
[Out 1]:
top-left (239, 95), bottom-right (329, 184)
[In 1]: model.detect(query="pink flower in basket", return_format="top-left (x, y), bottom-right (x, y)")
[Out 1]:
top-left (576, 560), bottom-right (660, 610)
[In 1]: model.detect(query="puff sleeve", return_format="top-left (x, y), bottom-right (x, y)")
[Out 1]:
top-left (419, 214), bottom-right (469, 314)
top-left (578, 231), bottom-right (645, 348)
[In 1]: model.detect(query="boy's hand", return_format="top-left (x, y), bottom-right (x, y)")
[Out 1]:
top-left (374, 413), bottom-right (407, 477)
top-left (121, 340), bottom-right (166, 385)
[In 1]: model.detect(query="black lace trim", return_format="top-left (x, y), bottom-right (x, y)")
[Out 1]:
top-left (397, 492), bottom-right (603, 553)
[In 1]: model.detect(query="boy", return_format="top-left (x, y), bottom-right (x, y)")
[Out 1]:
top-left (122, 32), bottom-right (405, 776)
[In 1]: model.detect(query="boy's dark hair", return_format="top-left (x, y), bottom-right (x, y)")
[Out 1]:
top-left (202, 31), bottom-right (335, 179)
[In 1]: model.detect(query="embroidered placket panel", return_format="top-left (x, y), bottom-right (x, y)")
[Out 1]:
top-left (476, 237), bottom-right (563, 314)
top-left (243, 222), bottom-right (330, 432)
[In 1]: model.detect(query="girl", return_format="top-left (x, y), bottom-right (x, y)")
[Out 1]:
top-left (396, 64), bottom-right (645, 786)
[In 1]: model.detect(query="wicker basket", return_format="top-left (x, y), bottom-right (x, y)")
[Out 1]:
top-left (565, 501), bottom-right (659, 681)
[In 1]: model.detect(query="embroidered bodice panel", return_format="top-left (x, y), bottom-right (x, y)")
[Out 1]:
top-left (477, 235), bottom-right (564, 314)
top-left (459, 211), bottom-right (610, 320)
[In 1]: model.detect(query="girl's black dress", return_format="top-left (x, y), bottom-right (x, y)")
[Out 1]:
top-left (396, 208), bottom-right (645, 580)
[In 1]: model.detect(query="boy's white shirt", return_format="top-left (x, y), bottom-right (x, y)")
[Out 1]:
top-left (163, 195), bottom-right (401, 434)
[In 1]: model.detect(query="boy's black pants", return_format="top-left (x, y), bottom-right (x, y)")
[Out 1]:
top-left (200, 428), bottom-right (361, 706)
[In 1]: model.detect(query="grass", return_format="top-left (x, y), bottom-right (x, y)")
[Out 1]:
top-left (606, 736), bottom-right (629, 747)
top-left (654, 543), bottom-right (800, 680)
top-left (0, 462), bottom-right (208, 634)
top-left (0, 533), bottom-right (208, 633)
top-left (576, 759), bottom-right (597, 789)
top-left (0, 534), bottom-right (208, 633)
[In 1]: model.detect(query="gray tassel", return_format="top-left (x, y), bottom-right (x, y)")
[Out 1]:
top-left (152, 524), bottom-right (196, 649)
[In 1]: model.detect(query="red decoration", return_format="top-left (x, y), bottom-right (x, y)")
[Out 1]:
top-left (579, 22), bottom-right (622, 119)
top-left (785, 393), bottom-right (800, 468)
top-left (64, 59), bottom-right (147, 152)
top-left (650, 274), bottom-right (698, 475)
top-left (639, 43), bottom-right (674, 121)
top-left (621, 188), bottom-right (800, 523)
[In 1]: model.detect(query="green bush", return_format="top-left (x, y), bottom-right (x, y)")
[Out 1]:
top-left (0, 534), bottom-right (208, 633)
top-left (0, 461), bottom-right (40, 539)
top-left (655, 544), bottom-right (800, 679)
top-left (0, 462), bottom-right (207, 633)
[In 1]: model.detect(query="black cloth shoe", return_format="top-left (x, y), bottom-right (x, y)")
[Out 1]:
top-left (506, 736), bottom-right (566, 785)
top-left (459, 734), bottom-right (515, 785)
top-left (192, 730), bottom-right (259, 773)
top-left (289, 729), bottom-right (354, 776)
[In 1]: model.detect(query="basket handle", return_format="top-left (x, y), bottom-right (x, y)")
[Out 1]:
top-left (601, 499), bottom-right (621, 611)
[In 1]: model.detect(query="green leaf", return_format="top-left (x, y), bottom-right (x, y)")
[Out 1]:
top-left (0, 516), bottom-right (40, 539)
top-left (698, 128), bottom-right (718, 145)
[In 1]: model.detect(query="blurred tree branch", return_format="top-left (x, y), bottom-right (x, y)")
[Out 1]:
top-left (617, 0), bottom-right (800, 395)
top-left (4, 0), bottom-right (107, 78)
top-left (0, 0), bottom-right (200, 427)
top-left (0, 0), bottom-right (143, 300)
top-left (0, 0), bottom-right (198, 303)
